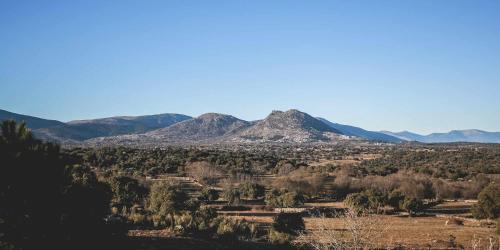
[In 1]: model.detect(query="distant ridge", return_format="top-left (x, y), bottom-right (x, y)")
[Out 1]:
top-left (380, 131), bottom-right (426, 142)
top-left (0, 109), bottom-right (191, 142)
top-left (318, 118), bottom-right (402, 143)
top-left (68, 113), bottom-right (191, 128)
top-left (0, 109), bottom-right (65, 129)
top-left (381, 130), bottom-right (500, 143)
top-left (37, 113), bottom-right (192, 142)
top-left (1, 108), bottom-right (499, 144)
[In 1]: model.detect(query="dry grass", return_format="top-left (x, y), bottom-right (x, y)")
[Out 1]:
top-left (309, 153), bottom-right (382, 168)
top-left (228, 215), bottom-right (274, 224)
top-left (303, 201), bottom-right (345, 208)
top-left (302, 215), bottom-right (498, 249)
top-left (435, 200), bottom-right (476, 207)
top-left (226, 200), bottom-right (498, 249)
top-left (130, 199), bottom-right (498, 249)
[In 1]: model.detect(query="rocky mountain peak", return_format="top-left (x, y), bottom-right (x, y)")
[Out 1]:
top-left (262, 109), bottom-right (338, 132)
top-left (234, 109), bottom-right (344, 143)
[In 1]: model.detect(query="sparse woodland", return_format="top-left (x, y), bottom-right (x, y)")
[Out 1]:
top-left (1, 120), bottom-right (499, 249)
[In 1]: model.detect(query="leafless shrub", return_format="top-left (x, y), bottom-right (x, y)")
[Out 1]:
top-left (185, 161), bottom-right (222, 185)
top-left (470, 235), bottom-right (481, 250)
top-left (297, 208), bottom-right (389, 250)
top-left (273, 168), bottom-right (326, 197)
top-left (470, 235), bottom-right (499, 250)
top-left (274, 160), bottom-right (297, 176)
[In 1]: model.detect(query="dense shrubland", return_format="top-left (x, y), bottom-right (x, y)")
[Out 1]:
top-left (357, 146), bottom-right (500, 179)
top-left (63, 141), bottom-right (500, 215)
top-left (66, 146), bottom-right (282, 177)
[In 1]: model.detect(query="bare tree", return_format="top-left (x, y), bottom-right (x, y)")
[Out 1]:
top-left (297, 208), bottom-right (388, 250)
top-left (185, 161), bottom-right (222, 185)
top-left (471, 235), bottom-right (500, 250)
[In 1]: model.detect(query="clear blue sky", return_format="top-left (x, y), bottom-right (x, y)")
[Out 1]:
top-left (1, 0), bottom-right (499, 134)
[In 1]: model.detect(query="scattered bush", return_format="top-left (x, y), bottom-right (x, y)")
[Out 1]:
top-left (388, 190), bottom-right (406, 211)
top-left (268, 213), bottom-right (304, 245)
top-left (344, 192), bottom-right (369, 212)
top-left (472, 183), bottom-right (500, 219)
top-left (199, 187), bottom-right (220, 202)
top-left (265, 188), bottom-right (304, 208)
top-left (239, 181), bottom-right (265, 199)
top-left (344, 189), bottom-right (387, 213)
top-left (272, 168), bottom-right (326, 197)
top-left (272, 213), bottom-right (305, 235)
top-left (107, 176), bottom-right (148, 208)
top-left (216, 217), bottom-right (255, 241)
top-left (401, 197), bottom-right (424, 216)
top-left (185, 161), bottom-right (222, 185)
top-left (223, 187), bottom-right (241, 206)
top-left (268, 228), bottom-right (294, 245)
top-left (148, 181), bottom-right (189, 230)
top-left (192, 207), bottom-right (219, 233)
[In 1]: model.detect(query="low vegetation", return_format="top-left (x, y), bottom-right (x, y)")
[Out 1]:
top-left (1, 120), bottom-right (499, 249)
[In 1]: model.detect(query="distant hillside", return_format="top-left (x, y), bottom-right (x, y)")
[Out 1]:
top-left (235, 109), bottom-right (346, 143)
top-left (0, 109), bottom-right (191, 142)
top-left (0, 109), bottom-right (65, 129)
top-left (381, 130), bottom-right (500, 143)
top-left (424, 130), bottom-right (500, 143)
top-left (41, 113), bottom-right (191, 142)
top-left (68, 113), bottom-right (191, 128)
top-left (380, 131), bottom-right (426, 142)
top-left (146, 113), bottom-right (251, 141)
top-left (318, 118), bottom-right (402, 143)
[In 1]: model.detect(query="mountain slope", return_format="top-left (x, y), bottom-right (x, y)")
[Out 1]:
top-left (38, 113), bottom-right (191, 142)
top-left (0, 109), bottom-right (65, 129)
top-left (381, 130), bottom-right (500, 143)
top-left (379, 131), bottom-right (426, 142)
top-left (0, 109), bottom-right (192, 142)
top-left (68, 113), bottom-right (191, 128)
top-left (317, 118), bottom-right (401, 143)
top-left (235, 109), bottom-right (346, 143)
top-left (425, 130), bottom-right (500, 143)
top-left (146, 113), bottom-right (251, 141)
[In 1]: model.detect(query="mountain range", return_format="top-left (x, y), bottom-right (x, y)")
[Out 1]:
top-left (1, 108), bottom-right (499, 145)
top-left (0, 109), bottom-right (191, 143)
top-left (381, 130), bottom-right (500, 143)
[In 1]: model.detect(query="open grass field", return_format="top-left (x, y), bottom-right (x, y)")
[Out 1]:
top-left (302, 215), bottom-right (498, 249)
top-left (225, 200), bottom-right (499, 249)
top-left (229, 214), bottom-right (498, 249)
